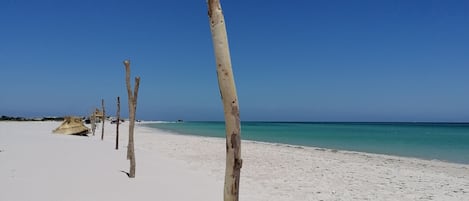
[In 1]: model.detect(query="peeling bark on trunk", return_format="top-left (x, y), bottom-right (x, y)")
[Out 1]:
top-left (207, 1), bottom-right (242, 200)
top-left (101, 99), bottom-right (105, 140)
top-left (116, 96), bottom-right (120, 150)
top-left (124, 60), bottom-right (140, 178)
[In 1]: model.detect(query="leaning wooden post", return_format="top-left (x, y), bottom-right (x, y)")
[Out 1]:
top-left (101, 99), bottom-right (105, 140)
top-left (116, 96), bottom-right (120, 150)
top-left (207, 1), bottom-right (242, 200)
top-left (124, 60), bottom-right (140, 178)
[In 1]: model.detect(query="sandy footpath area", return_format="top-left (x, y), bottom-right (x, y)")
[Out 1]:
top-left (1, 121), bottom-right (468, 201)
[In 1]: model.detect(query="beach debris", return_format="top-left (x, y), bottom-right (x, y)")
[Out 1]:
top-left (52, 116), bottom-right (90, 136)
top-left (90, 111), bottom-right (96, 135)
top-left (92, 108), bottom-right (104, 122)
top-left (88, 108), bottom-right (103, 136)
top-left (115, 96), bottom-right (121, 150)
top-left (124, 59), bottom-right (140, 178)
top-left (207, 1), bottom-right (243, 200)
top-left (101, 99), bottom-right (105, 140)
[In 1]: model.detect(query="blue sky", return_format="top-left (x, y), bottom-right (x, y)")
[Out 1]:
top-left (1, 0), bottom-right (468, 122)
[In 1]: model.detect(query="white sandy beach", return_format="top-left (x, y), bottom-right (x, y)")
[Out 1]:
top-left (1, 121), bottom-right (468, 201)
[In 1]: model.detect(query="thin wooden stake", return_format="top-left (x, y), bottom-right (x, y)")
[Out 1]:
top-left (207, 1), bottom-right (242, 201)
top-left (101, 99), bottom-right (105, 140)
top-left (91, 112), bottom-right (96, 136)
top-left (116, 96), bottom-right (120, 150)
top-left (124, 60), bottom-right (140, 178)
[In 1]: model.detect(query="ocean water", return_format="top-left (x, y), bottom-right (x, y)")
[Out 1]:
top-left (143, 122), bottom-right (469, 164)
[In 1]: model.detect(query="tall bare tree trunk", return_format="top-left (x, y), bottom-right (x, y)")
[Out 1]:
top-left (101, 99), bottom-right (105, 140)
top-left (124, 60), bottom-right (140, 178)
top-left (116, 96), bottom-right (120, 150)
top-left (207, 1), bottom-right (242, 200)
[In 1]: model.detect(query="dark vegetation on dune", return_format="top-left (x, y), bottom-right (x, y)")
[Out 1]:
top-left (0, 115), bottom-right (64, 121)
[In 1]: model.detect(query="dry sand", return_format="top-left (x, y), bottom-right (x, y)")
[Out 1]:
top-left (1, 121), bottom-right (468, 201)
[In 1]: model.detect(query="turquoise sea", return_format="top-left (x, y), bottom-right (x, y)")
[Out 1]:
top-left (143, 122), bottom-right (469, 164)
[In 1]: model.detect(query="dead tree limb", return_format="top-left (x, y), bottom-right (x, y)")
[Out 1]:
top-left (116, 96), bottom-right (120, 150)
top-left (124, 60), bottom-right (140, 178)
top-left (207, 1), bottom-right (242, 200)
top-left (101, 99), bottom-right (105, 140)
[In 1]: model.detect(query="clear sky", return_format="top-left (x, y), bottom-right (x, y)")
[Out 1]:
top-left (1, 0), bottom-right (468, 122)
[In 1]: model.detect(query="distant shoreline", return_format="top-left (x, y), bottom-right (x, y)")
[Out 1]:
top-left (0, 115), bottom-right (64, 121)
top-left (144, 121), bottom-right (469, 164)
top-left (3, 114), bottom-right (468, 124)
top-left (149, 120), bottom-right (469, 125)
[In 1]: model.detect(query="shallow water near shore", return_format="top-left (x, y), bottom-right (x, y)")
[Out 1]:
top-left (144, 121), bottom-right (469, 164)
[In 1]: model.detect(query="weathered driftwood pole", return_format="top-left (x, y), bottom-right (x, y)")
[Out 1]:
top-left (101, 99), bottom-right (105, 140)
top-left (124, 60), bottom-right (140, 178)
top-left (207, 1), bottom-right (242, 200)
top-left (116, 96), bottom-right (120, 150)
